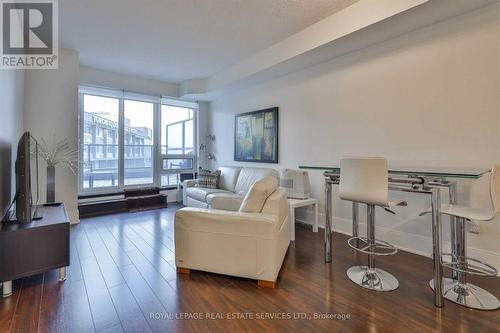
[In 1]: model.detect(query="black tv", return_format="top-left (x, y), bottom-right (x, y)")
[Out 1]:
top-left (14, 132), bottom-right (41, 223)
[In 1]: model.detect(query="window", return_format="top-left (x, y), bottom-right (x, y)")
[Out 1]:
top-left (124, 100), bottom-right (154, 186)
top-left (161, 104), bottom-right (196, 186)
top-left (81, 94), bottom-right (119, 189)
top-left (78, 86), bottom-right (198, 194)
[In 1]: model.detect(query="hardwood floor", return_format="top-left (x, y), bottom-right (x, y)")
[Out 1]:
top-left (1, 205), bottom-right (499, 332)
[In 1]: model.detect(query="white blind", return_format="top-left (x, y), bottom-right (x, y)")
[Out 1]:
top-left (161, 97), bottom-right (198, 109)
top-left (124, 91), bottom-right (160, 104)
top-left (79, 85), bottom-right (197, 108)
top-left (79, 85), bottom-right (123, 99)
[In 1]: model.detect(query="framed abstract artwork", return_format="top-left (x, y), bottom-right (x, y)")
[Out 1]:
top-left (234, 107), bottom-right (278, 163)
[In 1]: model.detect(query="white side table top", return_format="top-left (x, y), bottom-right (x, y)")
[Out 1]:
top-left (288, 198), bottom-right (318, 207)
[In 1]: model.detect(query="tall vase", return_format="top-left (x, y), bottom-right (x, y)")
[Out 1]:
top-left (46, 165), bottom-right (56, 203)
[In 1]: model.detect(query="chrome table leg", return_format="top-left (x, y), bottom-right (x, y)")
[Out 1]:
top-left (430, 188), bottom-right (444, 308)
top-left (448, 181), bottom-right (459, 281)
top-left (2, 281), bottom-right (12, 298)
top-left (325, 180), bottom-right (333, 263)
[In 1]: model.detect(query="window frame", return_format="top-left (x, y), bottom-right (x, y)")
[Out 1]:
top-left (78, 85), bottom-right (198, 195)
top-left (159, 101), bottom-right (198, 188)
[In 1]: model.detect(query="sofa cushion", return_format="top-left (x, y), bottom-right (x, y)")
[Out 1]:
top-left (195, 169), bottom-right (221, 188)
top-left (234, 167), bottom-right (280, 195)
top-left (239, 176), bottom-right (279, 213)
top-left (218, 166), bottom-right (242, 192)
top-left (186, 197), bottom-right (209, 209)
top-left (186, 186), bottom-right (230, 202)
top-left (207, 193), bottom-right (244, 211)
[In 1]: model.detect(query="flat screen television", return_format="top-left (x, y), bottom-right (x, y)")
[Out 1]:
top-left (14, 132), bottom-right (41, 223)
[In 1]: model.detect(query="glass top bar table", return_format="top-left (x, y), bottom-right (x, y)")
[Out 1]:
top-left (299, 165), bottom-right (490, 308)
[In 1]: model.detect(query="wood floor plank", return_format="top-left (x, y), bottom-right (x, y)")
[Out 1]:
top-left (5, 205), bottom-right (500, 333)
top-left (0, 279), bottom-right (23, 332)
top-left (67, 244), bottom-right (84, 282)
top-left (83, 224), bottom-right (126, 288)
top-left (73, 224), bottom-right (95, 260)
top-left (126, 223), bottom-right (175, 261)
top-left (38, 270), bottom-right (95, 333)
top-left (108, 283), bottom-right (153, 333)
top-left (78, 253), bottom-right (122, 332)
top-left (92, 224), bottom-right (132, 267)
top-left (118, 225), bottom-right (176, 282)
top-left (9, 274), bottom-right (43, 333)
top-left (116, 261), bottom-right (172, 333)
top-left (130, 222), bottom-right (175, 253)
top-left (124, 250), bottom-right (178, 312)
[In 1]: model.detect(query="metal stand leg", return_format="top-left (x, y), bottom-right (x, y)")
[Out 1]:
top-left (313, 202), bottom-right (319, 232)
top-left (346, 205), bottom-right (399, 292)
top-left (59, 267), bottom-right (67, 282)
top-left (431, 217), bottom-right (500, 310)
top-left (2, 281), bottom-right (12, 298)
top-left (352, 202), bottom-right (359, 247)
top-left (430, 188), bottom-right (444, 308)
top-left (367, 205), bottom-right (375, 271)
top-left (448, 182), bottom-right (459, 281)
top-left (324, 180), bottom-right (333, 263)
top-left (456, 217), bottom-right (468, 286)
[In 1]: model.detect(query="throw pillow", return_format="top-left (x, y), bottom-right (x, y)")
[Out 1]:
top-left (239, 176), bottom-right (279, 213)
top-left (195, 168), bottom-right (221, 189)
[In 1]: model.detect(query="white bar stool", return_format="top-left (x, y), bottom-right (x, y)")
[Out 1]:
top-left (422, 164), bottom-right (500, 310)
top-left (339, 157), bottom-right (406, 292)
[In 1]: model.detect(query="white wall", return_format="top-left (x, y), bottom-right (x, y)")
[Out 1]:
top-left (24, 49), bottom-right (80, 223)
top-left (79, 66), bottom-right (179, 98)
top-left (197, 101), bottom-right (211, 169)
top-left (209, 5), bottom-right (500, 269)
top-left (0, 70), bottom-right (24, 218)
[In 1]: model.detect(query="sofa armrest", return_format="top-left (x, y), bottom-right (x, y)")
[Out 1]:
top-left (262, 188), bottom-right (288, 223)
top-left (183, 179), bottom-right (196, 188)
top-left (210, 194), bottom-right (244, 211)
top-left (175, 207), bottom-right (279, 239)
top-left (182, 179), bottom-right (197, 205)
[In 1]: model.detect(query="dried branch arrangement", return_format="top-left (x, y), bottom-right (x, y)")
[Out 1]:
top-left (34, 136), bottom-right (79, 174)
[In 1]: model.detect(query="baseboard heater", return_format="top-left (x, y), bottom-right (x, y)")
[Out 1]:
top-left (79, 187), bottom-right (168, 218)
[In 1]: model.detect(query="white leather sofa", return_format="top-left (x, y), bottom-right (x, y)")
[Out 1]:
top-left (175, 188), bottom-right (290, 287)
top-left (182, 166), bottom-right (279, 211)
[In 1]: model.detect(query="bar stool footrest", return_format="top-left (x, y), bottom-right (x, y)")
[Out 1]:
top-left (347, 237), bottom-right (397, 256)
top-left (441, 253), bottom-right (497, 277)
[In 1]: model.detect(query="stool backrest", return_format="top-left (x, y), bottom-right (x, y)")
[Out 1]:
top-left (339, 157), bottom-right (389, 206)
top-left (490, 164), bottom-right (500, 216)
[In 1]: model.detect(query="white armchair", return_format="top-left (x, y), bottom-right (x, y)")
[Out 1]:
top-left (175, 188), bottom-right (290, 288)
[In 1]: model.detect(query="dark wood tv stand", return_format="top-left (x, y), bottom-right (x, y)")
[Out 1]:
top-left (0, 204), bottom-right (70, 297)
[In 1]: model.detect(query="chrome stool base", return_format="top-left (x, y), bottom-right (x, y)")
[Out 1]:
top-left (347, 266), bottom-right (399, 292)
top-left (430, 278), bottom-right (500, 310)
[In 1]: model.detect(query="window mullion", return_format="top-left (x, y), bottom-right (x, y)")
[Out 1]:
top-left (154, 102), bottom-right (161, 187)
top-left (118, 98), bottom-right (125, 188)
top-left (182, 121), bottom-right (186, 155)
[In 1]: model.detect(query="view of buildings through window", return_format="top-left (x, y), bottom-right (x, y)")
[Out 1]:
top-left (160, 105), bottom-right (194, 187)
top-left (80, 88), bottom-right (196, 192)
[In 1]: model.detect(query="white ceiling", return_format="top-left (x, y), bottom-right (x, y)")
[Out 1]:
top-left (60, 0), bottom-right (358, 83)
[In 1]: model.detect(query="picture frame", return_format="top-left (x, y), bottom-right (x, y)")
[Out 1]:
top-left (234, 107), bottom-right (278, 163)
